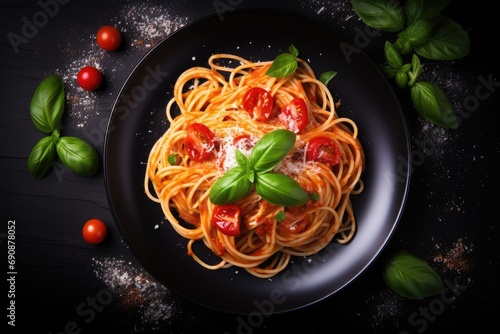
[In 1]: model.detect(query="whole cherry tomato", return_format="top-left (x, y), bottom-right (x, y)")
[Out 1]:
top-left (77, 66), bottom-right (102, 91)
top-left (96, 25), bottom-right (122, 51)
top-left (82, 218), bottom-right (108, 244)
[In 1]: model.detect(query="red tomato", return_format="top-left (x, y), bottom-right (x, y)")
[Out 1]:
top-left (77, 66), bottom-right (103, 91)
top-left (96, 25), bottom-right (122, 51)
top-left (279, 209), bottom-right (309, 234)
top-left (185, 123), bottom-right (215, 161)
top-left (82, 218), bottom-right (108, 244)
top-left (242, 87), bottom-right (274, 122)
top-left (278, 97), bottom-right (309, 133)
top-left (233, 134), bottom-right (254, 150)
top-left (306, 137), bottom-right (341, 167)
top-left (211, 204), bottom-right (241, 236)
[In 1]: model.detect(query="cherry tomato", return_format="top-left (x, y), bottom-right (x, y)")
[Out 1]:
top-left (185, 123), bottom-right (215, 161)
top-left (279, 208), bottom-right (309, 234)
top-left (82, 218), bottom-right (108, 244)
top-left (96, 25), bottom-right (122, 51)
top-left (278, 97), bottom-right (309, 133)
top-left (233, 134), bottom-right (254, 150)
top-left (211, 204), bottom-right (241, 236)
top-left (242, 87), bottom-right (274, 122)
top-left (306, 137), bottom-right (341, 168)
top-left (77, 66), bottom-right (102, 91)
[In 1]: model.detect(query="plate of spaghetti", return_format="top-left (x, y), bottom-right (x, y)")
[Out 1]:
top-left (104, 9), bottom-right (410, 314)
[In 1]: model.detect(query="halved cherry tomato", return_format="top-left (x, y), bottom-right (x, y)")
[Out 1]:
top-left (306, 137), bottom-right (341, 168)
top-left (242, 87), bottom-right (274, 122)
top-left (211, 204), bottom-right (241, 236)
top-left (279, 209), bottom-right (309, 234)
top-left (185, 123), bottom-right (215, 161)
top-left (233, 134), bottom-right (254, 150)
top-left (82, 218), bottom-right (108, 244)
top-left (278, 97), bottom-right (309, 133)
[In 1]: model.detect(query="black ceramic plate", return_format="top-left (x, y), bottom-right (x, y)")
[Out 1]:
top-left (104, 9), bottom-right (410, 314)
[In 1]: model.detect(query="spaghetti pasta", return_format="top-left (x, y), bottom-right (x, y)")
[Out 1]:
top-left (144, 52), bottom-right (365, 278)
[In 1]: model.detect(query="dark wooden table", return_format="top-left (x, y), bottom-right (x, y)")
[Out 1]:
top-left (2, 1), bottom-right (498, 333)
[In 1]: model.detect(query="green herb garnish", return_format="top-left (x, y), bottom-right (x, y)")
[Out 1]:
top-left (351, 0), bottom-right (469, 128)
top-left (28, 75), bottom-right (99, 178)
top-left (266, 45), bottom-right (299, 78)
top-left (275, 211), bottom-right (286, 222)
top-left (383, 250), bottom-right (443, 299)
top-left (319, 71), bottom-right (338, 86)
top-left (209, 129), bottom-right (308, 207)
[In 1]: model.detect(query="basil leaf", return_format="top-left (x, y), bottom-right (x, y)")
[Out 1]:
top-left (404, 0), bottom-right (451, 26)
top-left (414, 16), bottom-right (470, 60)
top-left (288, 44), bottom-right (299, 57)
top-left (394, 64), bottom-right (411, 89)
top-left (384, 41), bottom-right (403, 69)
top-left (167, 154), bottom-right (177, 165)
top-left (381, 64), bottom-right (398, 79)
top-left (28, 136), bottom-right (56, 179)
top-left (255, 173), bottom-right (308, 207)
top-left (407, 54), bottom-right (422, 86)
top-left (275, 211), bottom-right (285, 222)
top-left (235, 150), bottom-right (254, 182)
top-left (250, 130), bottom-right (296, 173)
top-left (56, 136), bottom-right (99, 176)
top-left (395, 72), bottom-right (408, 89)
top-left (394, 38), bottom-right (412, 55)
top-left (350, 0), bottom-right (405, 32)
top-left (396, 19), bottom-right (434, 50)
top-left (266, 45), bottom-right (299, 78)
top-left (209, 166), bottom-right (253, 205)
top-left (319, 71), bottom-right (337, 85)
top-left (411, 81), bottom-right (458, 129)
top-left (383, 250), bottom-right (443, 299)
top-left (29, 75), bottom-right (65, 133)
top-left (309, 192), bottom-right (319, 201)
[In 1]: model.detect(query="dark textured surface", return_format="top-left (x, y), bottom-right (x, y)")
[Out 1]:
top-left (1, 1), bottom-right (499, 333)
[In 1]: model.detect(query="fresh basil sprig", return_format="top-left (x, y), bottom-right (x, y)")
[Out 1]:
top-left (266, 45), bottom-right (299, 78)
top-left (209, 129), bottom-right (308, 207)
top-left (267, 45), bottom-right (338, 87)
top-left (352, 0), bottom-right (468, 128)
top-left (351, 0), bottom-right (470, 59)
top-left (28, 75), bottom-right (99, 179)
top-left (383, 250), bottom-right (443, 299)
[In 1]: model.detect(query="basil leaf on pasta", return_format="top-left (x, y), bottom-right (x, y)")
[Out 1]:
top-left (209, 166), bottom-right (253, 205)
top-left (250, 130), bottom-right (296, 173)
top-left (255, 173), bottom-right (308, 207)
